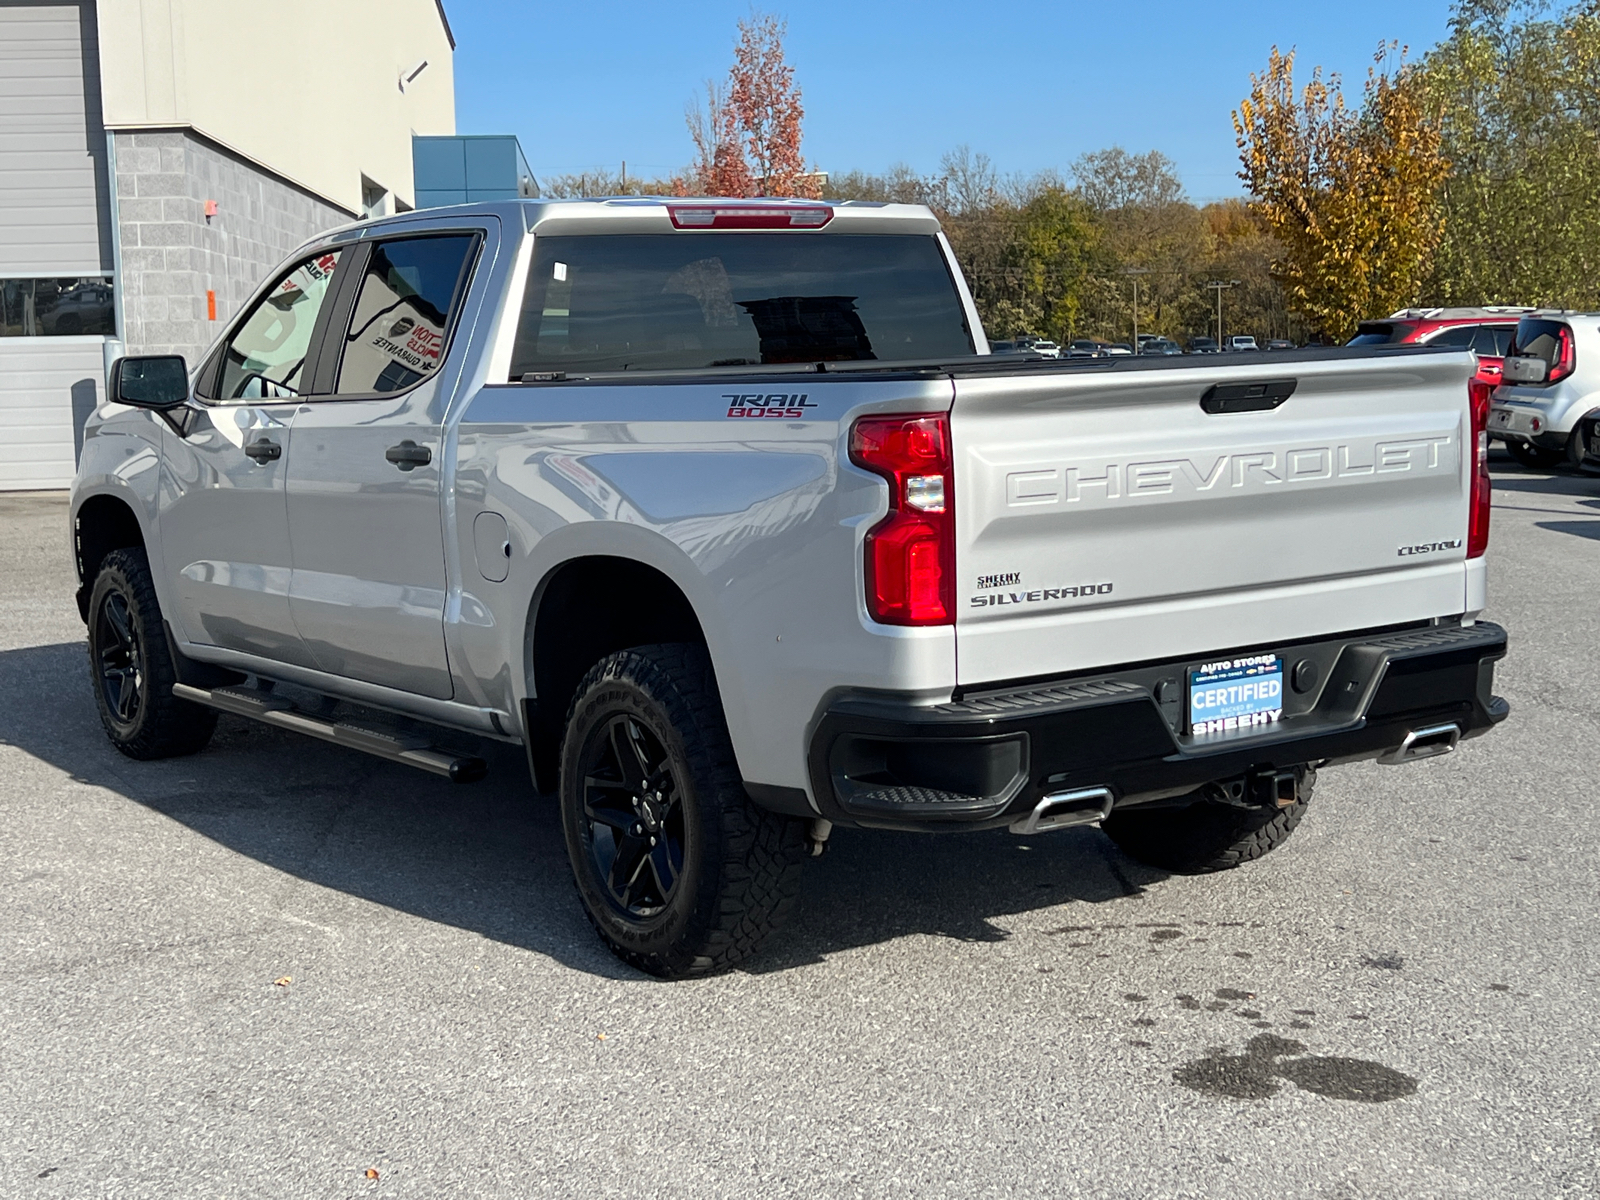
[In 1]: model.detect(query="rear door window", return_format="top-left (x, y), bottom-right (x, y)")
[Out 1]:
top-left (1473, 326), bottom-right (1514, 356)
top-left (1426, 325), bottom-right (1478, 348)
top-left (509, 233), bottom-right (974, 377)
top-left (332, 235), bottom-right (478, 395)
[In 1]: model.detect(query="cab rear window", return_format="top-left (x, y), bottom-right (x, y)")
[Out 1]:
top-left (509, 233), bottom-right (974, 378)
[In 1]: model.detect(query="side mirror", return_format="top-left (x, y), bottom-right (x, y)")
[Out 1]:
top-left (1501, 355), bottom-right (1548, 384)
top-left (110, 355), bottom-right (189, 409)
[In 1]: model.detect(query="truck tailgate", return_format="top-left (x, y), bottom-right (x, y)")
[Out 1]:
top-left (951, 352), bottom-right (1476, 687)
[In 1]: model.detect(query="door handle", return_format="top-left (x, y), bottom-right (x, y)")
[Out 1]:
top-left (385, 440), bottom-right (432, 471)
top-left (243, 437), bottom-right (282, 464)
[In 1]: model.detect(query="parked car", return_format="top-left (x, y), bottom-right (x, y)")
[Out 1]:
top-left (1225, 335), bottom-right (1259, 352)
top-left (1491, 313), bottom-right (1599, 468)
top-left (1103, 342), bottom-right (1133, 355)
top-left (1030, 340), bottom-right (1061, 359)
top-left (1139, 338), bottom-right (1182, 356)
top-left (1067, 339), bottom-right (1106, 358)
top-left (1187, 336), bottom-right (1220, 354)
top-left (1576, 407), bottom-right (1600, 473)
top-left (71, 196), bottom-right (1508, 978)
top-left (1347, 307), bottom-right (1539, 386)
top-left (1264, 339), bottom-right (1296, 351)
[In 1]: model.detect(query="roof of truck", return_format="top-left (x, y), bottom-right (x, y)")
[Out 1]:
top-left (317, 197), bottom-right (944, 245)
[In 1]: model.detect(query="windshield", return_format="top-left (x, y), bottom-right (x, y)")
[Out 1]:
top-left (510, 233), bottom-right (974, 376)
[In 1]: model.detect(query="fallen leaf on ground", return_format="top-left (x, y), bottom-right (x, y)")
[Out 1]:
top-left (596, 1033), bottom-right (607, 1041)
top-left (274, 977), bottom-right (292, 987)
top-left (365, 1168), bottom-right (380, 1180)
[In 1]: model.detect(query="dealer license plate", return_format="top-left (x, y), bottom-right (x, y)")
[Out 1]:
top-left (1188, 654), bottom-right (1285, 735)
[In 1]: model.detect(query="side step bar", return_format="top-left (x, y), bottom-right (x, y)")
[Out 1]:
top-left (173, 683), bottom-right (488, 782)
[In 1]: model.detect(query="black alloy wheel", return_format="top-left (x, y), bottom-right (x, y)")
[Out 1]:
top-left (578, 713), bottom-right (687, 918)
top-left (95, 585), bottom-right (145, 730)
top-left (85, 547), bottom-right (217, 759)
top-left (557, 644), bottom-right (809, 978)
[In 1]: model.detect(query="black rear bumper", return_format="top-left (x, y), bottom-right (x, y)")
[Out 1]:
top-left (806, 621), bottom-right (1509, 832)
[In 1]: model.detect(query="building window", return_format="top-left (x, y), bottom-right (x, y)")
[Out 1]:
top-left (0, 278), bottom-right (115, 337)
top-left (361, 177), bottom-right (390, 219)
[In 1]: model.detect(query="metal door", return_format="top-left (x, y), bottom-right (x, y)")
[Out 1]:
top-left (284, 231), bottom-right (482, 700)
top-left (159, 248), bottom-right (346, 665)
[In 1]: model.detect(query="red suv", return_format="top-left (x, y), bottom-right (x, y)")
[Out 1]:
top-left (1346, 307), bottom-right (1540, 383)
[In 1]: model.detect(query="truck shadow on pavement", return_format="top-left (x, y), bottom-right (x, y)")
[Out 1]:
top-left (0, 641), bottom-right (1167, 979)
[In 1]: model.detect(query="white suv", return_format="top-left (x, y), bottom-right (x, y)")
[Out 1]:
top-left (1491, 314), bottom-right (1598, 468)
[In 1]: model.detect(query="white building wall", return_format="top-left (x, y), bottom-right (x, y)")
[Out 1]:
top-left (95, 0), bottom-right (456, 214)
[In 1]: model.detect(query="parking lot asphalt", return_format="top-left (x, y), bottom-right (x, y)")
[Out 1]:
top-left (1, 453), bottom-right (1597, 1199)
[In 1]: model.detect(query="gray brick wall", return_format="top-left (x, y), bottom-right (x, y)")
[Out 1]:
top-left (112, 130), bottom-right (352, 365)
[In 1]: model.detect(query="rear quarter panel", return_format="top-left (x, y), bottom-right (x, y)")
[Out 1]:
top-left (450, 376), bottom-right (958, 795)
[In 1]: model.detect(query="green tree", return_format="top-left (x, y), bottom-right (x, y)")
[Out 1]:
top-left (1422, 1), bottom-right (1600, 306)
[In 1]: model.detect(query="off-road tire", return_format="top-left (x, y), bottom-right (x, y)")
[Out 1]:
top-left (1505, 438), bottom-right (1564, 469)
top-left (1102, 767), bottom-right (1316, 874)
top-left (86, 547), bottom-right (217, 759)
top-left (558, 643), bottom-right (809, 978)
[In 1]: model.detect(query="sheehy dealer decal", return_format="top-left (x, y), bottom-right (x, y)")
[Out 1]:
top-left (968, 570), bottom-right (1114, 608)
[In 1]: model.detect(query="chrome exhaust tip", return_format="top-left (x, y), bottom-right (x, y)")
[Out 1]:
top-left (1377, 722), bottom-right (1460, 765)
top-left (1010, 786), bottom-right (1114, 835)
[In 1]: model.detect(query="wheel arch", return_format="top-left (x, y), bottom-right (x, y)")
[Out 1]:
top-left (72, 491), bottom-right (149, 622)
top-left (522, 553), bottom-right (709, 794)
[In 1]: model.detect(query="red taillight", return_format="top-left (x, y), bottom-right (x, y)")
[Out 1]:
top-left (1549, 325), bottom-right (1577, 384)
top-left (850, 413), bottom-right (954, 625)
top-left (1468, 379), bottom-right (1492, 558)
top-left (667, 205), bottom-right (833, 230)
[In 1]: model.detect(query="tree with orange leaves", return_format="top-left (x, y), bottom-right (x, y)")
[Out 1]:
top-left (1234, 45), bottom-right (1448, 340)
top-left (679, 12), bottom-right (820, 198)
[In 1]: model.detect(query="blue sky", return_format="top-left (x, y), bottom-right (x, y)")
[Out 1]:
top-left (448, 0), bottom-right (1457, 202)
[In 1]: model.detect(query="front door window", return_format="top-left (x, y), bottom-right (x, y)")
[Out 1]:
top-left (213, 251), bottom-right (342, 400)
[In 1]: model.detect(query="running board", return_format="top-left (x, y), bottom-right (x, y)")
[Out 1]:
top-left (172, 683), bottom-right (488, 783)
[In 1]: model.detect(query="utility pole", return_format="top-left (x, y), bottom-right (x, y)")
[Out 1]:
top-left (1122, 268), bottom-right (1151, 350)
top-left (1205, 280), bottom-right (1240, 346)
top-left (621, 160), bottom-right (627, 190)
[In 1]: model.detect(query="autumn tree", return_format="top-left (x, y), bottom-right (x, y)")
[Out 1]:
top-left (1234, 46), bottom-right (1449, 340)
top-left (680, 12), bottom-right (818, 198)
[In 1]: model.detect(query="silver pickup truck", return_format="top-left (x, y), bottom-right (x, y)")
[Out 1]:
top-left (71, 197), bottom-right (1508, 977)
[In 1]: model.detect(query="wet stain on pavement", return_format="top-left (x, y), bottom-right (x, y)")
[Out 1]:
top-left (1215, 988), bottom-right (1253, 1001)
top-left (1149, 929), bottom-right (1182, 942)
top-left (1489, 983), bottom-right (1511, 992)
top-left (1174, 1034), bottom-right (1418, 1103)
top-left (1361, 953), bottom-right (1405, 970)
